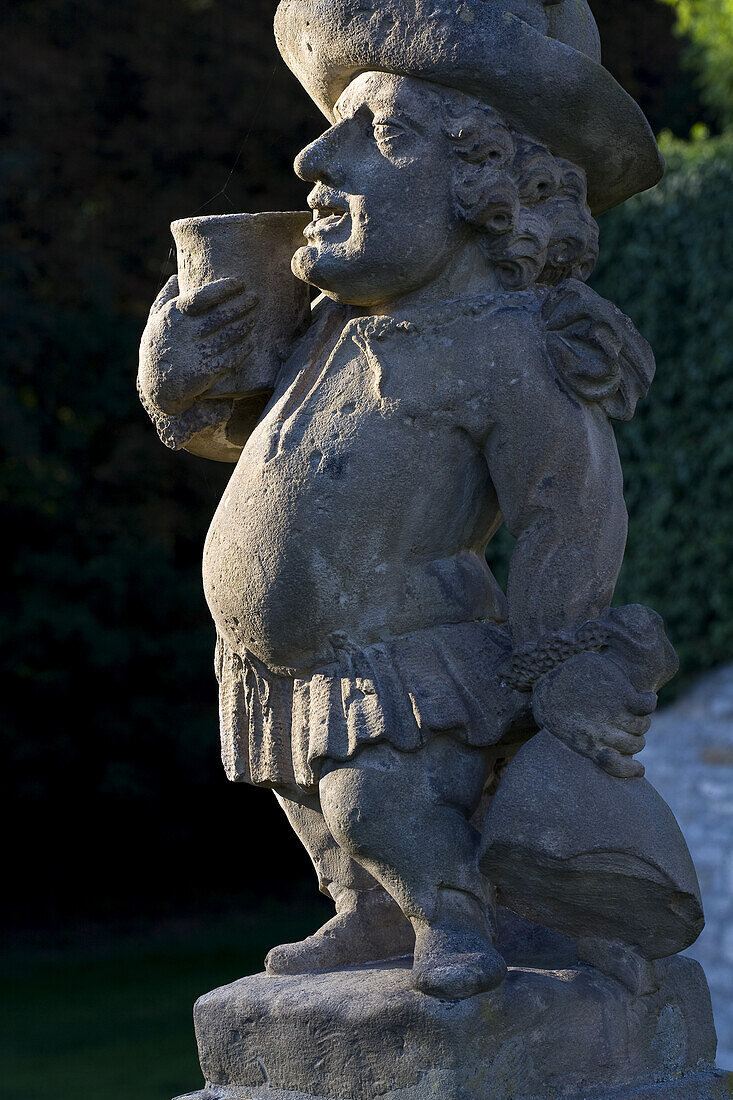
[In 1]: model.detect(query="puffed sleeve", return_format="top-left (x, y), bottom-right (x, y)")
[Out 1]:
top-left (480, 303), bottom-right (628, 648)
top-left (541, 279), bottom-right (655, 421)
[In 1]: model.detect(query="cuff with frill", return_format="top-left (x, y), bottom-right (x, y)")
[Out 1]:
top-left (506, 604), bottom-right (679, 695)
top-left (505, 620), bottom-right (611, 692)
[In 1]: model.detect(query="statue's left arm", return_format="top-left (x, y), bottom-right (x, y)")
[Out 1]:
top-left (483, 283), bottom-right (677, 776)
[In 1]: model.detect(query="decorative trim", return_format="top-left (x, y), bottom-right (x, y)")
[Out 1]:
top-left (505, 620), bottom-right (611, 692)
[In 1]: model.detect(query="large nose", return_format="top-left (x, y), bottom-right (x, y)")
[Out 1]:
top-left (294, 122), bottom-right (346, 184)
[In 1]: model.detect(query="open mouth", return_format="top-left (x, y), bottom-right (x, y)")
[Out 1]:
top-left (307, 206), bottom-right (349, 234)
top-left (314, 205), bottom-right (347, 221)
top-left (306, 191), bottom-right (350, 237)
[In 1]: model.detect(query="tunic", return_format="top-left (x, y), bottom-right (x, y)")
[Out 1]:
top-left (201, 282), bottom-right (654, 791)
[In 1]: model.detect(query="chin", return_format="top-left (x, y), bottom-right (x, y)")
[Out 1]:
top-left (292, 243), bottom-right (342, 291)
top-left (291, 244), bottom-right (370, 305)
top-left (291, 244), bottom-right (321, 287)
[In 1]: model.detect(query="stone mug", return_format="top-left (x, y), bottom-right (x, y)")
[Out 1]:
top-left (171, 210), bottom-right (312, 399)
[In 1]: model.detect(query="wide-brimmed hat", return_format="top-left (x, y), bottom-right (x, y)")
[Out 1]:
top-left (274, 0), bottom-right (663, 213)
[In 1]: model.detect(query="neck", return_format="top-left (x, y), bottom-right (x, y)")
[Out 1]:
top-left (365, 238), bottom-right (503, 316)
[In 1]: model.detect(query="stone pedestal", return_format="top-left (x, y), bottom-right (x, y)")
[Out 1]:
top-left (175, 956), bottom-right (725, 1100)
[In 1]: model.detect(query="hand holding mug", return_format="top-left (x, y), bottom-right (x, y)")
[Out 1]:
top-left (139, 274), bottom-right (260, 415)
top-left (139, 211), bottom-right (311, 419)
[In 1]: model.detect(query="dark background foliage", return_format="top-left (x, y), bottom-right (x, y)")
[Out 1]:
top-left (593, 135), bottom-right (733, 677)
top-left (1, 0), bottom-right (729, 931)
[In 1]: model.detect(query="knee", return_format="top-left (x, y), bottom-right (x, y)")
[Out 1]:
top-left (320, 763), bottom-right (379, 856)
top-left (320, 740), bottom-right (488, 853)
top-left (320, 745), bottom-right (418, 859)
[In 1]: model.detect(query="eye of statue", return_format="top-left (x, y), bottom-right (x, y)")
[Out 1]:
top-left (372, 118), bottom-right (406, 141)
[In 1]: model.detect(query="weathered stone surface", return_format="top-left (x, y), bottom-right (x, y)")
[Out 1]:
top-left (178, 1077), bottom-right (733, 1100)
top-left (137, 0), bottom-right (719, 1092)
top-left (171, 211), bottom-right (311, 401)
top-left (274, 0), bottom-right (663, 212)
top-left (174, 957), bottom-right (718, 1100)
top-left (138, 210), bottom-right (310, 461)
top-left (481, 729), bottom-right (704, 960)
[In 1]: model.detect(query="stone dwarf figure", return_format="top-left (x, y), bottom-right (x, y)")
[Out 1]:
top-left (138, 0), bottom-right (703, 1002)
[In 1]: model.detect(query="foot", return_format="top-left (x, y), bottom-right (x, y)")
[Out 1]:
top-left (576, 936), bottom-right (660, 996)
top-left (411, 925), bottom-right (507, 1000)
top-left (265, 888), bottom-right (415, 975)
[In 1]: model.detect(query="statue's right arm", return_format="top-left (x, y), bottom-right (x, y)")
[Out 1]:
top-left (137, 274), bottom-right (265, 463)
top-left (481, 295), bottom-right (672, 778)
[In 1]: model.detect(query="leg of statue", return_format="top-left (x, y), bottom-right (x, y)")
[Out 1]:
top-left (265, 786), bottom-right (414, 975)
top-left (319, 737), bottom-right (507, 1000)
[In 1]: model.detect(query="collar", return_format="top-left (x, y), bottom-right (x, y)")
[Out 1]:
top-left (339, 287), bottom-right (546, 342)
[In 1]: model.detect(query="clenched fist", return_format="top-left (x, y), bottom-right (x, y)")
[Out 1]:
top-left (532, 650), bottom-right (658, 779)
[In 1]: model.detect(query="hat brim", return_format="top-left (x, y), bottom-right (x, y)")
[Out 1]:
top-left (275, 0), bottom-right (663, 214)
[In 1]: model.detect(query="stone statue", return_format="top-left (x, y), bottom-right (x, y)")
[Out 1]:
top-left (138, 1), bottom-right (725, 1096)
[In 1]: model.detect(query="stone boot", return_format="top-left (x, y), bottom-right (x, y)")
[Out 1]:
top-left (410, 887), bottom-right (507, 1000)
top-left (265, 885), bottom-right (415, 975)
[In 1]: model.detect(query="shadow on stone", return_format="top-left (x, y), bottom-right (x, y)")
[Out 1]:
top-left (171, 955), bottom-right (723, 1100)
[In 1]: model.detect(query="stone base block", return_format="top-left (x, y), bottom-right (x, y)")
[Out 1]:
top-left (177, 956), bottom-right (723, 1100)
top-left (175, 1078), bottom-right (731, 1100)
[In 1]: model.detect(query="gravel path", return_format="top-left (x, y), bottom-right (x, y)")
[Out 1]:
top-left (642, 664), bottom-right (733, 1068)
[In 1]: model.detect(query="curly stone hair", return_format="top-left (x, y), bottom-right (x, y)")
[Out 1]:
top-left (434, 87), bottom-right (599, 289)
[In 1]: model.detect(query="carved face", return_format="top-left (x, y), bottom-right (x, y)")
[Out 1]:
top-left (292, 72), bottom-right (468, 308)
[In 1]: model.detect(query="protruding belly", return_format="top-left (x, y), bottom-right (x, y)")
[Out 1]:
top-left (203, 416), bottom-right (503, 673)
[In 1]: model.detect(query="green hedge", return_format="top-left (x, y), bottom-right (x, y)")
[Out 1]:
top-left (489, 132), bottom-right (733, 688)
top-left (596, 132), bottom-right (733, 684)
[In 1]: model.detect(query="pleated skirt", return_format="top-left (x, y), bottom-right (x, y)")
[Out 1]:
top-left (215, 619), bottom-right (526, 792)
